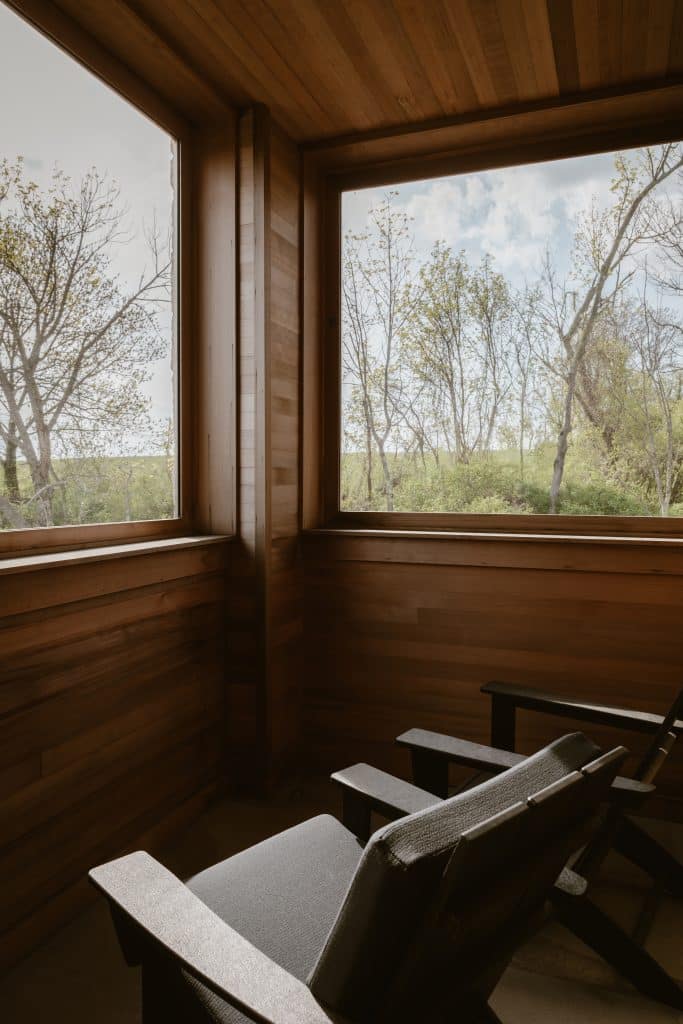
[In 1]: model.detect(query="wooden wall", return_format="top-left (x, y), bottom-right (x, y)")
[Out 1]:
top-left (0, 538), bottom-right (231, 971)
top-left (302, 531), bottom-right (683, 820)
top-left (267, 122), bottom-right (303, 779)
top-left (0, 104), bottom-right (301, 972)
top-left (233, 108), bottom-right (302, 789)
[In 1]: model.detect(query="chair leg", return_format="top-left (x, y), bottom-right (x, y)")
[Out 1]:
top-left (551, 887), bottom-right (683, 1011)
top-left (341, 788), bottom-right (372, 842)
top-left (459, 995), bottom-right (505, 1023)
top-left (474, 1003), bottom-right (504, 1024)
top-left (142, 964), bottom-right (169, 1024)
top-left (614, 817), bottom-right (683, 897)
top-left (411, 749), bottom-right (449, 798)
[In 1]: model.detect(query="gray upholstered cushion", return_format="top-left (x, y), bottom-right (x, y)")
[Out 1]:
top-left (178, 814), bottom-right (363, 1023)
top-left (308, 732), bottom-right (600, 1016)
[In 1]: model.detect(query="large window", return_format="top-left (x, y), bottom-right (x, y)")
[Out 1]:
top-left (339, 143), bottom-right (683, 521)
top-left (0, 3), bottom-right (179, 537)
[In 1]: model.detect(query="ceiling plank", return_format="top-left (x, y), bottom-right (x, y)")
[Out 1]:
top-left (442, 0), bottom-right (500, 107)
top-left (53, 0), bottom-right (232, 125)
top-left (497, 0), bottom-right (543, 101)
top-left (469, 0), bottom-right (520, 105)
top-left (668, 0), bottom-right (683, 71)
top-left (14, 0), bottom-right (683, 141)
top-left (319, 0), bottom-right (424, 124)
top-left (548, 0), bottom-right (581, 93)
top-left (572, 0), bottom-right (601, 90)
top-left (179, 0), bottom-right (329, 137)
top-left (645, 0), bottom-right (676, 79)
top-left (598, 0), bottom-right (623, 89)
top-left (391, 0), bottom-right (478, 115)
top-left (520, 0), bottom-right (560, 97)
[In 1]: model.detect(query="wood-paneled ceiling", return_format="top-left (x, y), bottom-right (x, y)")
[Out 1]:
top-left (19, 0), bottom-right (683, 139)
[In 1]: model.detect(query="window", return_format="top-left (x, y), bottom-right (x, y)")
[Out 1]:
top-left (338, 142), bottom-right (683, 523)
top-left (0, 3), bottom-right (181, 539)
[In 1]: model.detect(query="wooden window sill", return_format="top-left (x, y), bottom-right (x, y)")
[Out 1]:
top-left (0, 535), bottom-right (232, 576)
top-left (304, 527), bottom-right (683, 548)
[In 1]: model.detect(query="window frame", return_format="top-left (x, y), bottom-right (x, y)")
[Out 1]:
top-left (0, 3), bottom-right (196, 556)
top-left (320, 110), bottom-right (683, 539)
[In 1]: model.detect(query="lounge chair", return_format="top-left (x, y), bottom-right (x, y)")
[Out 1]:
top-left (334, 683), bottom-right (683, 1010)
top-left (90, 733), bottom-right (623, 1023)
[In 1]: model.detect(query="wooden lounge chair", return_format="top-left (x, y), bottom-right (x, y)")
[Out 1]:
top-left (334, 683), bottom-right (683, 1011)
top-left (90, 734), bottom-right (624, 1024)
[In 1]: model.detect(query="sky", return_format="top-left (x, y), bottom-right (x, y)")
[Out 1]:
top-left (0, 1), bottom-right (176, 427)
top-left (342, 145), bottom-right (679, 293)
top-left (340, 140), bottom-right (683, 457)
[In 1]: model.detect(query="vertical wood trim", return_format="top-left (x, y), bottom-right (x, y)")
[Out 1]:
top-left (237, 106), bottom-right (272, 786)
top-left (255, 105), bottom-right (273, 766)
top-left (237, 108), bottom-right (302, 788)
top-left (301, 154), bottom-right (325, 529)
top-left (322, 186), bottom-right (342, 525)
top-left (193, 118), bottom-right (238, 535)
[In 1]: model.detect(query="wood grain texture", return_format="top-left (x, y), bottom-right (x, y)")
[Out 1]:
top-left (233, 110), bottom-right (302, 788)
top-left (268, 122), bottom-right (303, 780)
top-left (194, 120), bottom-right (238, 536)
top-left (0, 539), bottom-right (232, 972)
top-left (10, 0), bottom-right (683, 138)
top-left (301, 531), bottom-right (683, 821)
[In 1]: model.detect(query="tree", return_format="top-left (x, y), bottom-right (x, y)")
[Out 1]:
top-left (0, 159), bottom-right (171, 528)
top-left (467, 254), bottom-right (514, 452)
top-left (409, 244), bottom-right (473, 463)
top-left (341, 196), bottom-right (415, 510)
top-left (409, 245), bottom-right (514, 465)
top-left (626, 295), bottom-right (683, 516)
top-left (510, 286), bottom-right (543, 481)
top-left (538, 145), bottom-right (683, 512)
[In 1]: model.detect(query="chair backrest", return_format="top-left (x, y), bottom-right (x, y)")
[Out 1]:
top-left (308, 733), bottom-right (626, 1023)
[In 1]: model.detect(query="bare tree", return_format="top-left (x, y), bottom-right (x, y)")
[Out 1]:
top-left (468, 254), bottom-right (514, 452)
top-left (628, 291), bottom-right (683, 515)
top-left (341, 196), bottom-right (415, 510)
top-left (537, 145), bottom-right (683, 512)
top-left (511, 286), bottom-right (543, 481)
top-left (409, 245), bottom-right (513, 463)
top-left (0, 160), bottom-right (171, 528)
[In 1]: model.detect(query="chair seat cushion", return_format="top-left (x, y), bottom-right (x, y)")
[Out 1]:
top-left (175, 814), bottom-right (363, 1023)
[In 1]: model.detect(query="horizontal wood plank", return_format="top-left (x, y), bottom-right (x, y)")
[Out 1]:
top-left (0, 540), bottom-right (234, 973)
top-left (301, 532), bottom-right (683, 821)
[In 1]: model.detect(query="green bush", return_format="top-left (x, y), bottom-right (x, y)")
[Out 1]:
top-left (338, 446), bottom-right (677, 519)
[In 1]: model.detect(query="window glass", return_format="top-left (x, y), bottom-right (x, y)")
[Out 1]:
top-left (0, 3), bottom-right (178, 531)
top-left (341, 144), bottom-right (683, 516)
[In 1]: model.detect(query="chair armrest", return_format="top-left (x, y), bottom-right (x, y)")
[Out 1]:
top-left (396, 728), bottom-right (652, 809)
top-left (610, 776), bottom-right (655, 808)
top-left (482, 681), bottom-right (683, 737)
top-left (331, 763), bottom-right (441, 821)
top-left (89, 852), bottom-right (346, 1024)
top-left (396, 728), bottom-right (524, 773)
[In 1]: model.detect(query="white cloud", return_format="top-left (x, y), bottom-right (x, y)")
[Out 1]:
top-left (343, 149), bottom-right (647, 288)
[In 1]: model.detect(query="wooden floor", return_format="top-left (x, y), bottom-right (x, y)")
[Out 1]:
top-left (1, 781), bottom-right (682, 1024)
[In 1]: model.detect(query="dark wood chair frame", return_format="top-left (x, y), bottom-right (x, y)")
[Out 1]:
top-left (332, 684), bottom-right (683, 1011)
top-left (401, 682), bottom-right (683, 903)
